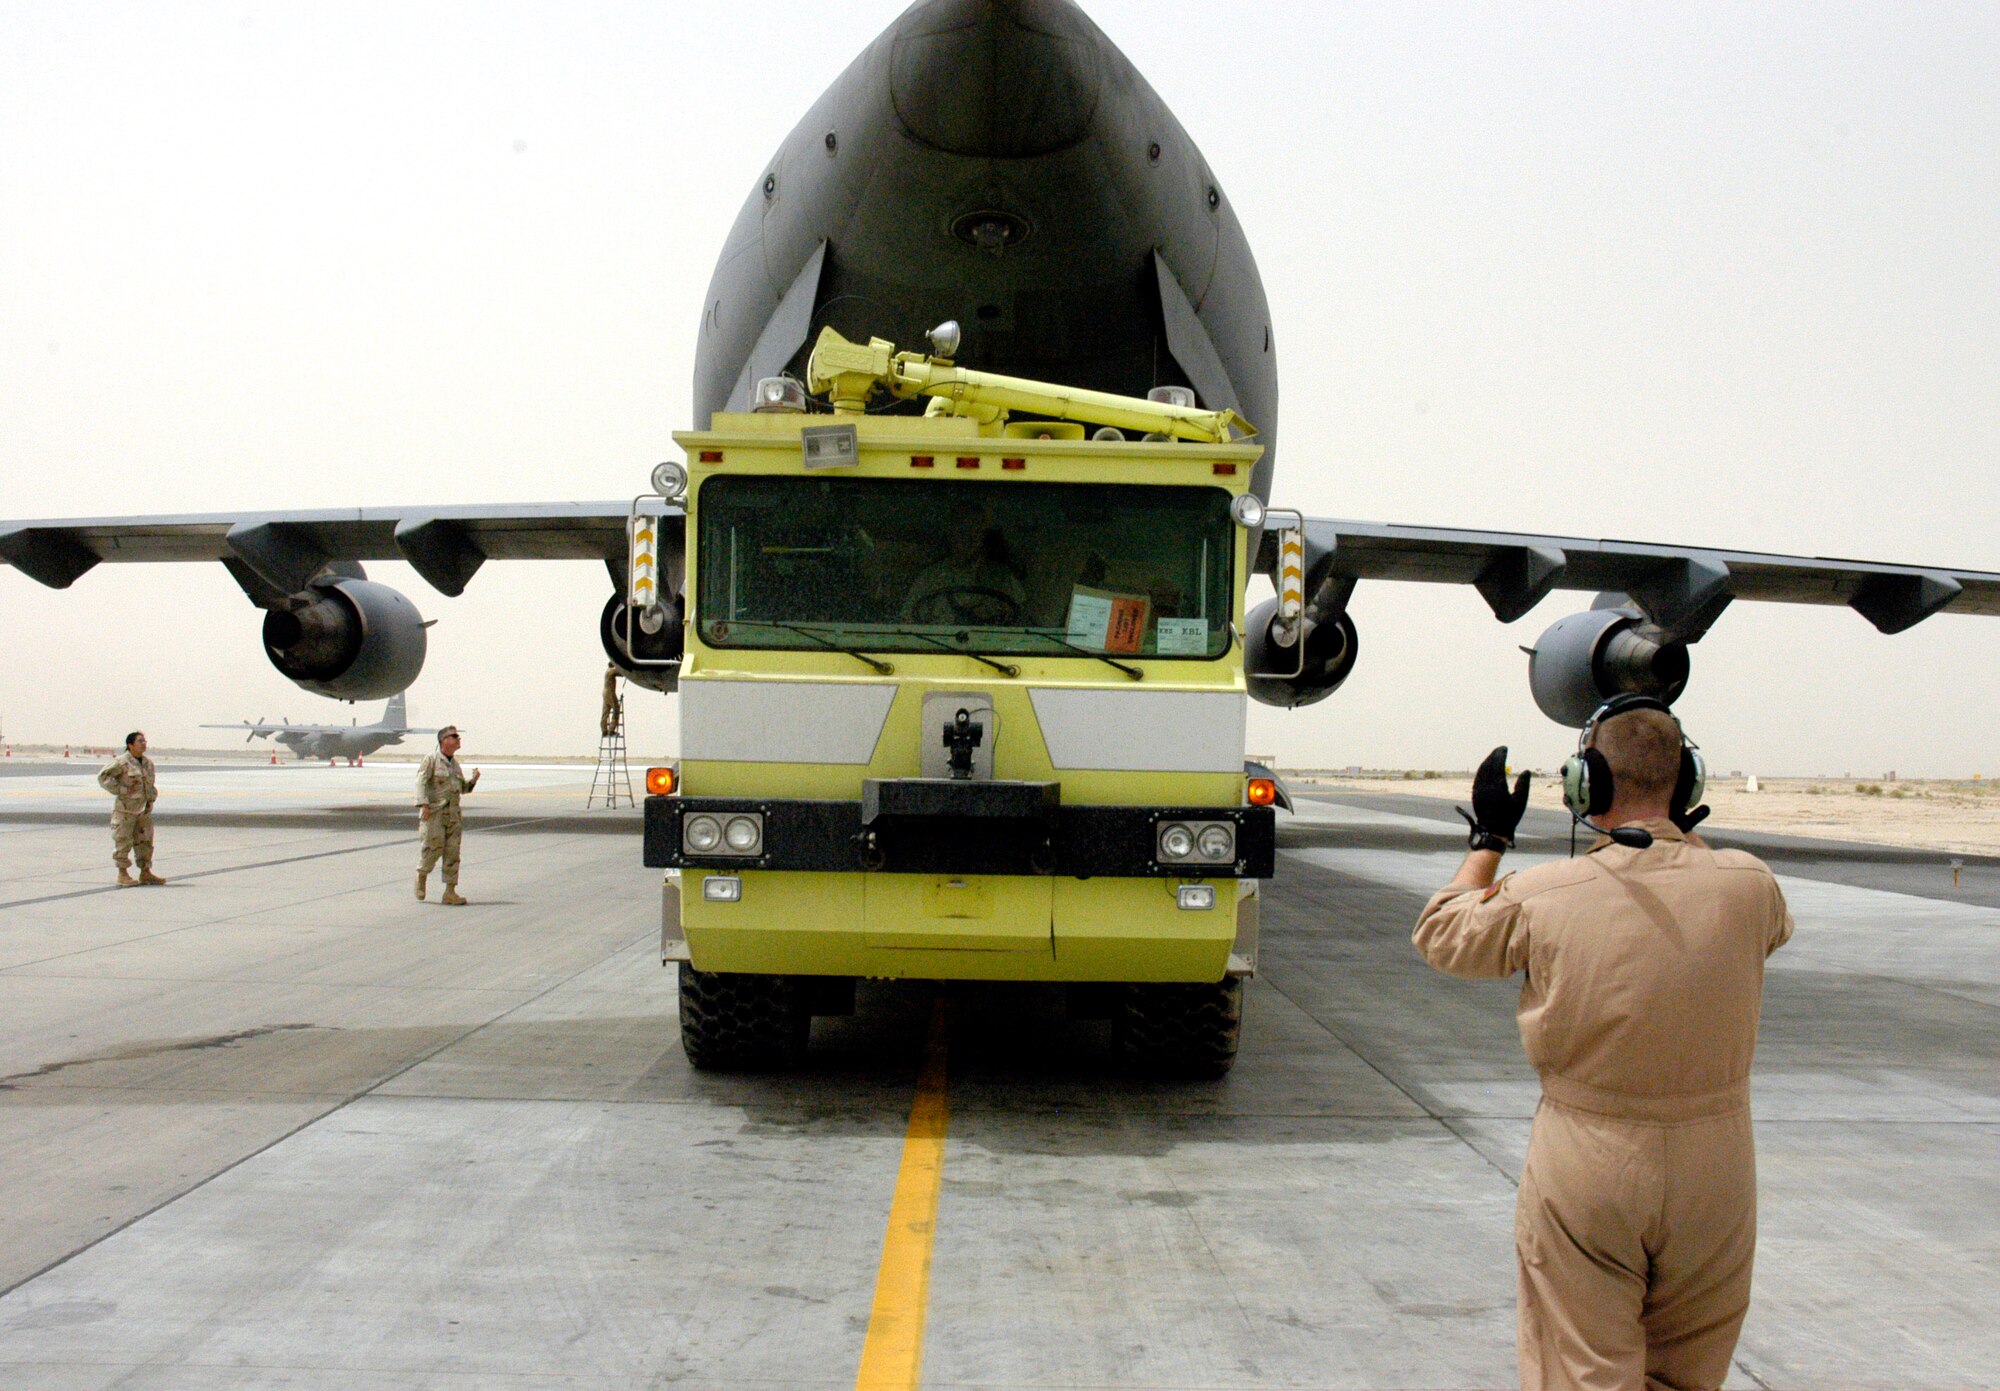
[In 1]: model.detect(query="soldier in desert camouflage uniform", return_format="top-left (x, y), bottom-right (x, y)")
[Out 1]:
top-left (97, 731), bottom-right (164, 887)
top-left (415, 725), bottom-right (479, 905)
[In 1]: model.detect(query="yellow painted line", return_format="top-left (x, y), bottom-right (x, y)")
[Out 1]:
top-left (855, 998), bottom-right (951, 1391)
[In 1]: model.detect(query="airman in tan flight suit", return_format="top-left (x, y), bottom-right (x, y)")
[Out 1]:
top-left (415, 725), bottom-right (479, 905)
top-left (1415, 706), bottom-right (1792, 1391)
top-left (600, 664), bottom-right (624, 738)
top-left (97, 731), bottom-right (164, 887)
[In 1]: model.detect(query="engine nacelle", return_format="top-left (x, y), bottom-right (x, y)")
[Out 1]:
top-left (262, 578), bottom-right (427, 701)
top-left (1245, 598), bottom-right (1359, 709)
top-left (1527, 607), bottom-right (1690, 727)
top-left (601, 593), bottom-right (683, 694)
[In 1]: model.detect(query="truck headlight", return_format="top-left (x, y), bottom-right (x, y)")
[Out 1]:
top-left (723, 815), bottom-right (762, 853)
top-left (1196, 824), bottom-right (1235, 861)
top-left (1158, 822), bottom-right (1196, 860)
top-left (684, 815), bottom-right (723, 853)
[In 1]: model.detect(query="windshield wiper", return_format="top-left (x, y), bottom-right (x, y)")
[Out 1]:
top-left (1022, 630), bottom-right (1143, 681)
top-left (876, 628), bottom-right (1020, 678)
top-left (762, 621), bottom-right (895, 676)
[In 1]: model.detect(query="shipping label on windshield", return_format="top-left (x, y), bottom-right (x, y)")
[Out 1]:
top-left (1066, 586), bottom-right (1151, 655)
top-left (1154, 617), bottom-right (1209, 655)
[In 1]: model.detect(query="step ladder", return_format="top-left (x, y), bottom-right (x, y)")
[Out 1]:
top-left (587, 676), bottom-right (635, 809)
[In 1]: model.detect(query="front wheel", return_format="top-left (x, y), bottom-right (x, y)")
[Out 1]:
top-left (1114, 977), bottom-right (1243, 1079)
top-left (677, 963), bottom-right (810, 1071)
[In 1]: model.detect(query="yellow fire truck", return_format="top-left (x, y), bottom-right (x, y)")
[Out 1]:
top-left (633, 324), bottom-right (1292, 1076)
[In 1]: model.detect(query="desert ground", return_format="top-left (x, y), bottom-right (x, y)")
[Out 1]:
top-left (1294, 773), bottom-right (2000, 857)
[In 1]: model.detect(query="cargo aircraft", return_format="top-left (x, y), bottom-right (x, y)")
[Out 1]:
top-left (4, 0), bottom-right (1997, 740)
top-left (202, 692), bottom-right (431, 766)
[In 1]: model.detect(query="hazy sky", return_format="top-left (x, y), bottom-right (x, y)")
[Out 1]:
top-left (3, 2), bottom-right (1997, 776)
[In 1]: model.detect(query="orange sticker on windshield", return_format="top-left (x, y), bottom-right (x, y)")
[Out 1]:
top-left (1066, 586), bottom-right (1152, 655)
top-left (1104, 596), bottom-right (1148, 654)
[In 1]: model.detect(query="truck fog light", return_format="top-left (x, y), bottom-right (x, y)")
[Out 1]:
top-left (723, 815), bottom-right (762, 853)
top-left (1196, 824), bottom-right (1235, 861)
top-left (1176, 884), bottom-right (1217, 911)
top-left (702, 875), bottom-right (742, 903)
top-left (1158, 822), bottom-right (1195, 860)
top-left (684, 815), bottom-right (722, 853)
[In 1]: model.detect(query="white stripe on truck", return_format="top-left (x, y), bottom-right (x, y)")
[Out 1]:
top-left (1027, 689), bottom-right (1245, 773)
top-left (681, 679), bottom-right (896, 764)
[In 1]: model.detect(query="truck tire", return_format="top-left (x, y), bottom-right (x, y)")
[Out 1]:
top-left (677, 963), bottom-right (810, 1070)
top-left (1114, 977), bottom-right (1243, 1079)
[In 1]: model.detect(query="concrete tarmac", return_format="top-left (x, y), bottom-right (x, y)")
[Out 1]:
top-left (0, 772), bottom-right (1993, 1388)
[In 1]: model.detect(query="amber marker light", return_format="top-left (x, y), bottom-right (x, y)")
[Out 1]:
top-left (646, 766), bottom-right (678, 797)
top-left (1247, 777), bottom-right (1277, 807)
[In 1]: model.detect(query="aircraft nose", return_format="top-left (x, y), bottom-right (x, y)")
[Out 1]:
top-left (889, 0), bottom-right (1102, 157)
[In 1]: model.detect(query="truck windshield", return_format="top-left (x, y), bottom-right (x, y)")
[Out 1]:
top-left (696, 476), bottom-right (1236, 659)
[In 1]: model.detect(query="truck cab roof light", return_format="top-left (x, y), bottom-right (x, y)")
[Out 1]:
top-left (646, 766), bottom-right (677, 796)
top-left (752, 376), bottom-right (808, 413)
top-left (1247, 777), bottom-right (1277, 807)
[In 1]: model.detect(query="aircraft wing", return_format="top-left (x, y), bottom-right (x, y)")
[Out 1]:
top-left (0, 502), bottom-right (681, 600)
top-left (1280, 517), bottom-right (2000, 637)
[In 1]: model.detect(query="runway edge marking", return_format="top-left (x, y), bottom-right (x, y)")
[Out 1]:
top-left (855, 997), bottom-right (950, 1391)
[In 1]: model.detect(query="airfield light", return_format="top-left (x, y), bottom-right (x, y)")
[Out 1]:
top-left (684, 815), bottom-right (723, 854)
top-left (1247, 777), bottom-right (1277, 807)
top-left (645, 766), bottom-right (677, 797)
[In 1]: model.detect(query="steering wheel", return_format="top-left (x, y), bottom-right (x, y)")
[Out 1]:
top-left (910, 585), bottom-right (1023, 625)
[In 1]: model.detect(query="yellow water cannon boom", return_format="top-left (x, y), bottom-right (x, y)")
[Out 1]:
top-left (805, 324), bottom-right (1255, 444)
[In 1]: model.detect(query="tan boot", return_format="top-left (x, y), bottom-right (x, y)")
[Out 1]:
top-left (415, 872), bottom-right (427, 902)
top-left (116, 869), bottom-right (138, 888)
top-left (138, 869), bottom-right (166, 886)
top-left (441, 888), bottom-right (467, 906)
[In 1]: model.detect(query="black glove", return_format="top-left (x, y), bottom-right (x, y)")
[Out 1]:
top-left (1671, 803), bottom-right (1711, 834)
top-left (1457, 746), bottom-right (1531, 852)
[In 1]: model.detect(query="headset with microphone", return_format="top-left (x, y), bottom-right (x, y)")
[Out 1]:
top-left (1560, 693), bottom-right (1707, 851)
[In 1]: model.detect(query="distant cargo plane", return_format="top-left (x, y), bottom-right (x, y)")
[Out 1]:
top-left (204, 692), bottom-right (431, 766)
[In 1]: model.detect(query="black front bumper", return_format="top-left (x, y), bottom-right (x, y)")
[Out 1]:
top-left (644, 782), bottom-right (1274, 879)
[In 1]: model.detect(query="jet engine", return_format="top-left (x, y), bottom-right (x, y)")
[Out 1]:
top-left (1244, 597), bottom-right (1359, 709)
top-left (601, 593), bottom-right (683, 694)
top-left (1527, 607), bottom-right (1690, 727)
top-left (262, 578), bottom-right (427, 701)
